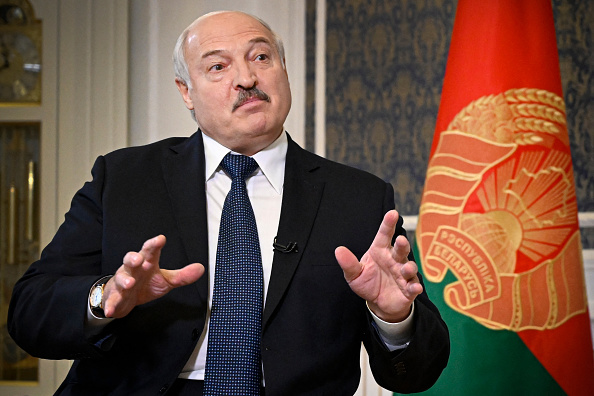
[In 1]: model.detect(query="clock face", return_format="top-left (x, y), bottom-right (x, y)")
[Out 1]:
top-left (90, 286), bottom-right (103, 307)
top-left (0, 29), bottom-right (40, 103)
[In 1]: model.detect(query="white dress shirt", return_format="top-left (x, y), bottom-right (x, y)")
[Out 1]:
top-left (179, 131), bottom-right (414, 379)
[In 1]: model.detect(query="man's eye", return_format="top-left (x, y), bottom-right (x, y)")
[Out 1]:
top-left (255, 54), bottom-right (268, 61)
top-left (209, 64), bottom-right (224, 71)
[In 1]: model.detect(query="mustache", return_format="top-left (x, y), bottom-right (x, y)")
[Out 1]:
top-left (232, 87), bottom-right (271, 111)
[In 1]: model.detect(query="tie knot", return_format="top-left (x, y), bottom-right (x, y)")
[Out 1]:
top-left (221, 153), bottom-right (259, 181)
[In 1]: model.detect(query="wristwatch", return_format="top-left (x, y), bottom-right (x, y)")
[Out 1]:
top-left (89, 276), bottom-right (112, 318)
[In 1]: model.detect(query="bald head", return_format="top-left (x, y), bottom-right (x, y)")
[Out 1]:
top-left (173, 11), bottom-right (285, 91)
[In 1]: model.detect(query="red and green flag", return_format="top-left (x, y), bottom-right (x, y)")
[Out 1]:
top-left (412, 0), bottom-right (594, 394)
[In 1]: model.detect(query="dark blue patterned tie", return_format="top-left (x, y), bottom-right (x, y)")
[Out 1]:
top-left (204, 153), bottom-right (263, 395)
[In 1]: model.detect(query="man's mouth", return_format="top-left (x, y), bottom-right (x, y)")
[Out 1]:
top-left (232, 88), bottom-right (271, 112)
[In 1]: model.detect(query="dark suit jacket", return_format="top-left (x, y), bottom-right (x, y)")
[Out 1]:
top-left (8, 132), bottom-right (449, 395)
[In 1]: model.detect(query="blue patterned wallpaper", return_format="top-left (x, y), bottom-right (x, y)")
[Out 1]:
top-left (309, 0), bottom-right (593, 248)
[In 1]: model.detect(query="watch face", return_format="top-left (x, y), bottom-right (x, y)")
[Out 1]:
top-left (0, 29), bottom-right (40, 102)
top-left (90, 286), bottom-right (103, 308)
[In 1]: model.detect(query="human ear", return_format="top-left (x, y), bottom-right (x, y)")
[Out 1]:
top-left (175, 78), bottom-right (194, 110)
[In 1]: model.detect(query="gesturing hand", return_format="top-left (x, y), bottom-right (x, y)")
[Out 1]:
top-left (335, 210), bottom-right (422, 323)
top-left (101, 235), bottom-right (205, 318)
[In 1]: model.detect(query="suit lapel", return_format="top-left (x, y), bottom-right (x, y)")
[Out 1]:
top-left (161, 132), bottom-right (209, 302)
top-left (263, 137), bottom-right (325, 328)
top-left (160, 133), bottom-right (325, 326)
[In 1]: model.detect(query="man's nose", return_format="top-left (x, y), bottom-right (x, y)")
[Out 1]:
top-left (233, 61), bottom-right (257, 90)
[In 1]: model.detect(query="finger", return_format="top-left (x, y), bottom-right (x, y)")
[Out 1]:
top-left (392, 235), bottom-right (411, 263)
top-left (335, 246), bottom-right (363, 282)
top-left (162, 263), bottom-right (205, 287)
top-left (122, 251), bottom-right (143, 269)
top-left (112, 269), bottom-right (137, 290)
top-left (138, 235), bottom-right (167, 269)
top-left (370, 210), bottom-right (399, 249)
top-left (406, 278), bottom-right (424, 296)
top-left (103, 290), bottom-right (122, 317)
top-left (400, 260), bottom-right (419, 281)
top-left (121, 252), bottom-right (150, 282)
top-left (102, 276), bottom-right (130, 318)
top-left (104, 291), bottom-right (134, 319)
top-left (400, 261), bottom-right (423, 296)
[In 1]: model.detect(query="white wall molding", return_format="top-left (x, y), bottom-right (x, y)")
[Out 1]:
top-left (56, 0), bottom-right (128, 216)
top-left (579, 212), bottom-right (594, 228)
top-left (315, 0), bottom-right (326, 157)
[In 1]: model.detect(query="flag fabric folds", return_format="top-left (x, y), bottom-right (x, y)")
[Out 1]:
top-left (413, 0), bottom-right (594, 394)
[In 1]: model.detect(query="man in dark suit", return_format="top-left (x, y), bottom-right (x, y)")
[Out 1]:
top-left (8, 10), bottom-right (449, 395)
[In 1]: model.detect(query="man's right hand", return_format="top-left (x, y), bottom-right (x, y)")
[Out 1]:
top-left (101, 235), bottom-right (205, 318)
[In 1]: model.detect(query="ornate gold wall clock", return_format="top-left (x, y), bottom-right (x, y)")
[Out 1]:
top-left (0, 0), bottom-right (41, 105)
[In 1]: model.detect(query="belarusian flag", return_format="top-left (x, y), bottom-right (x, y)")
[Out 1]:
top-left (413, 0), bottom-right (594, 395)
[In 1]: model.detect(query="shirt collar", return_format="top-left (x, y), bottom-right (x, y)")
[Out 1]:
top-left (202, 130), bottom-right (287, 194)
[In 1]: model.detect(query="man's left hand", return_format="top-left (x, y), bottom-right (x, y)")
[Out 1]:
top-left (335, 210), bottom-right (422, 323)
